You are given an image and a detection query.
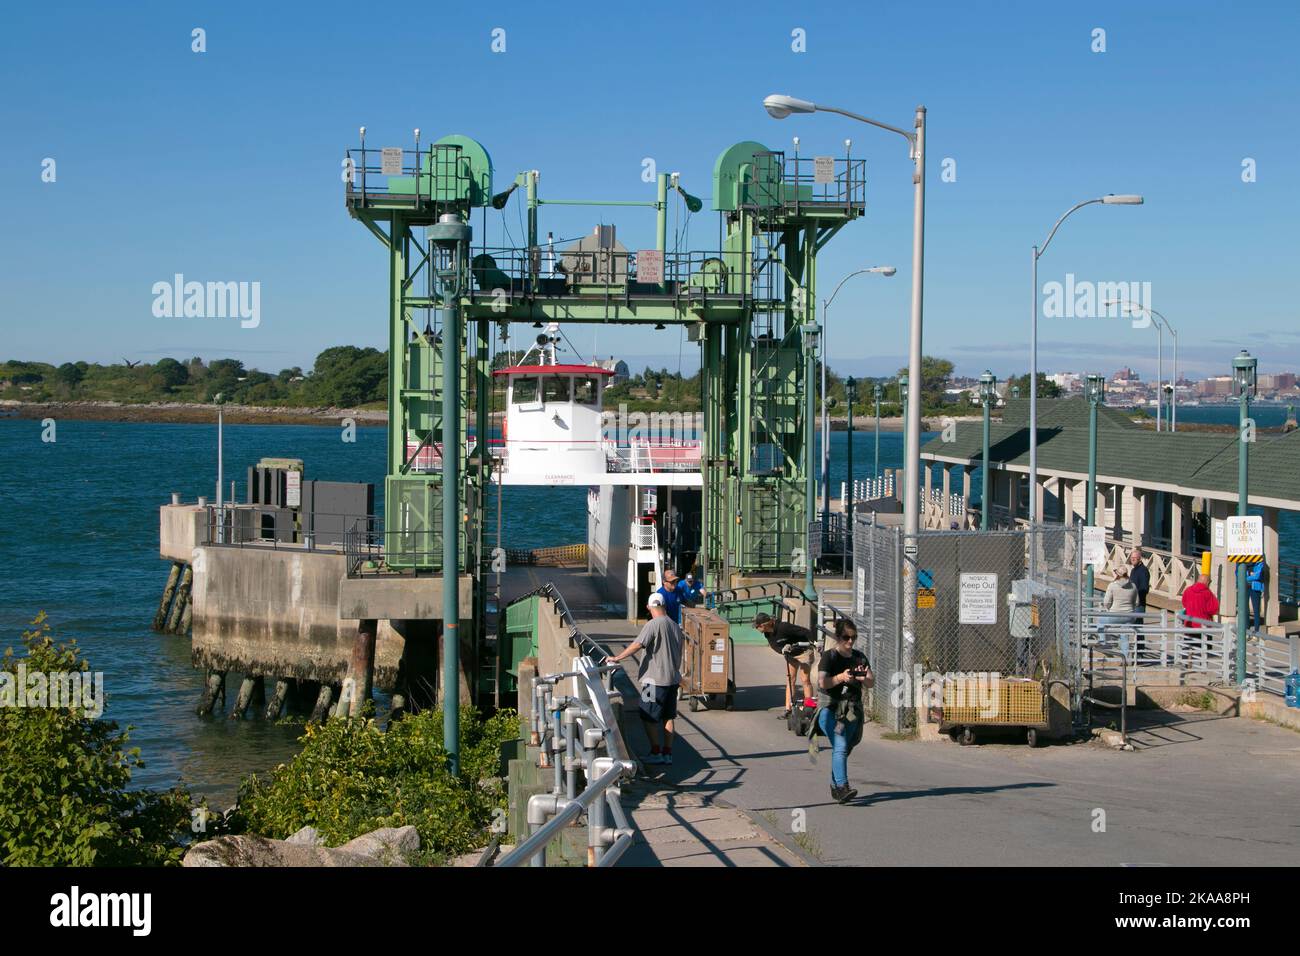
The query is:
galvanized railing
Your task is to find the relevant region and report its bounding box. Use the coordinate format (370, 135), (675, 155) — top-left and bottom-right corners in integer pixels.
(494, 585), (637, 867)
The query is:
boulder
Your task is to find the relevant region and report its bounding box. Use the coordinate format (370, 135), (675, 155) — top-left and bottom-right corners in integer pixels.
(183, 835), (394, 867)
(339, 826), (420, 863)
(285, 825), (324, 846)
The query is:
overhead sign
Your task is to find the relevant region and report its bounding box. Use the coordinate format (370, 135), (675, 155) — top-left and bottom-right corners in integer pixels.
(381, 147), (403, 175)
(1082, 525), (1106, 567)
(813, 156), (835, 184)
(959, 573), (998, 625)
(637, 249), (663, 283)
(1225, 515), (1263, 563)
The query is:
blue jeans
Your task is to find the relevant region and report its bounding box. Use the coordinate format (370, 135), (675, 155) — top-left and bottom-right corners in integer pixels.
(1248, 590), (1262, 632)
(817, 707), (863, 788)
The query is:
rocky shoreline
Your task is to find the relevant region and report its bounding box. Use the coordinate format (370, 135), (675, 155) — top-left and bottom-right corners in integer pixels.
(0, 399), (389, 427)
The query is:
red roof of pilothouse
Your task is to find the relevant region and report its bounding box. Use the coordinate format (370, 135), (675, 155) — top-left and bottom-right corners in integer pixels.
(493, 364), (616, 377)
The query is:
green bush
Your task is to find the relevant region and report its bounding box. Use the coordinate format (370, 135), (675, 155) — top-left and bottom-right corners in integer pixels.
(236, 707), (518, 862)
(0, 615), (193, 866)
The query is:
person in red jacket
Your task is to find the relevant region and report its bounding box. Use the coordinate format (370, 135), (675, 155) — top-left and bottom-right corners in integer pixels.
(1181, 573), (1220, 626)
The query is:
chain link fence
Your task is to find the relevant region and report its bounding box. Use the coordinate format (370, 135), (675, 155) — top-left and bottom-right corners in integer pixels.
(850, 517), (1084, 732)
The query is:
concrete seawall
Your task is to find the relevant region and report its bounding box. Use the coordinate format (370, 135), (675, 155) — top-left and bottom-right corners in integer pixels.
(190, 545), (405, 690)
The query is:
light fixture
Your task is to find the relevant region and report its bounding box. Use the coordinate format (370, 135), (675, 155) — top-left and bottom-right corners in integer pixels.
(1101, 194), (1144, 205)
(1232, 349), (1258, 396)
(979, 370), (997, 405)
(1086, 373), (1106, 404)
(763, 94), (817, 119)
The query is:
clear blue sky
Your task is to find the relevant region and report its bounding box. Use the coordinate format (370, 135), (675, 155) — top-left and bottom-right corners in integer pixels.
(3, 0), (1297, 382)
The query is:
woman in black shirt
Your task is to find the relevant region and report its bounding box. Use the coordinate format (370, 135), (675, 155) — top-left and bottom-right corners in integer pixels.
(817, 618), (873, 804)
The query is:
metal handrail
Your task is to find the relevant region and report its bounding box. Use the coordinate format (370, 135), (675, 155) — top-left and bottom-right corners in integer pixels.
(495, 651), (636, 867)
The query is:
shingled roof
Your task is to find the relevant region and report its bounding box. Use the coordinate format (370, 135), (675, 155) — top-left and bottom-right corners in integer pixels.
(922, 397), (1300, 509)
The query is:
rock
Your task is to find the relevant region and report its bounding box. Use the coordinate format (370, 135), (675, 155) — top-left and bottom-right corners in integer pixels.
(183, 835), (396, 868)
(339, 826), (420, 863)
(285, 825), (324, 846)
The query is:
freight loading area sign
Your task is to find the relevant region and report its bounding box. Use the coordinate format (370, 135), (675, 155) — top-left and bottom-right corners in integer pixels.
(959, 573), (998, 625)
(1225, 515), (1263, 563)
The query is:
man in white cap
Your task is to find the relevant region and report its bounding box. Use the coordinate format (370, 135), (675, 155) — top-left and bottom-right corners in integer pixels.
(606, 592), (684, 765)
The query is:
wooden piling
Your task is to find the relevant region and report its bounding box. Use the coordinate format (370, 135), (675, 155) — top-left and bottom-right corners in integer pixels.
(308, 684), (334, 723)
(165, 565), (193, 634)
(264, 678), (290, 721)
(196, 670), (226, 716)
(341, 619), (377, 718)
(230, 675), (264, 720)
(153, 562), (182, 631)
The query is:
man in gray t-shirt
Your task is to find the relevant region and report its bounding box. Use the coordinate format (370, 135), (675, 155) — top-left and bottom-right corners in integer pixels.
(606, 592), (684, 765)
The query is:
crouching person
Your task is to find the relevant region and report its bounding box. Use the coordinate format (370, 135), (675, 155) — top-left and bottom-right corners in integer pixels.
(816, 619), (873, 804)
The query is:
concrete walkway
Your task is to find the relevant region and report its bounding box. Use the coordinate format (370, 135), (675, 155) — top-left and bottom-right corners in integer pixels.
(617, 642), (1300, 867)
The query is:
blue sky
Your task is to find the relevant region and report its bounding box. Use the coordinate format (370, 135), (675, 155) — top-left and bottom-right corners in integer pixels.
(2, 0), (1297, 381)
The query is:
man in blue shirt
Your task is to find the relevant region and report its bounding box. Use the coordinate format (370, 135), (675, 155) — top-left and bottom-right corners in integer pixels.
(656, 569), (703, 624)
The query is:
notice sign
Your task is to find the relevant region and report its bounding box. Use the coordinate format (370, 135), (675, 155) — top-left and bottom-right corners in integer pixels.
(1082, 525), (1106, 567)
(637, 249), (663, 283)
(917, 588), (936, 609)
(959, 573), (998, 625)
(285, 470), (301, 508)
(381, 147), (403, 175)
(1225, 515), (1263, 559)
(813, 156), (835, 184)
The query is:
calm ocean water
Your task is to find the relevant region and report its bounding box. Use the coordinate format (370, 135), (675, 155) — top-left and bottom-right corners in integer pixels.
(0, 410), (1287, 803)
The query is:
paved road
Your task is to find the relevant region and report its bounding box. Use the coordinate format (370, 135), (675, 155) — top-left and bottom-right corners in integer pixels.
(624, 644), (1300, 866)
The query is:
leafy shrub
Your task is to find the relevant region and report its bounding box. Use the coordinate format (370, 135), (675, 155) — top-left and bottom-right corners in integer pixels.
(0, 615), (193, 866)
(236, 707), (518, 861)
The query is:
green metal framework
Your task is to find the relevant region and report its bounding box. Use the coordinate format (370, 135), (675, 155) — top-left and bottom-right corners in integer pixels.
(345, 133), (865, 593)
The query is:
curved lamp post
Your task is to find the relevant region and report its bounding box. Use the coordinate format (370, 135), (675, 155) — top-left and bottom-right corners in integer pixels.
(1030, 195), (1143, 522)
(765, 93), (926, 665)
(1105, 299), (1177, 432)
(821, 266), (895, 524)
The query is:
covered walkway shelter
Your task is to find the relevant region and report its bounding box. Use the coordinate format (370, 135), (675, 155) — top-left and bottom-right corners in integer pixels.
(918, 398), (1300, 635)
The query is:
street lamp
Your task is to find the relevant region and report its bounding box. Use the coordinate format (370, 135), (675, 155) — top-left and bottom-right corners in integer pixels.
(1085, 373), (1106, 600)
(846, 376), (858, 547)
(979, 371), (997, 530)
(872, 382), (883, 491)
(765, 93), (926, 669)
(1232, 349), (1258, 683)
(1012, 384), (1021, 400)
(1105, 299), (1176, 432)
(1030, 195), (1144, 525)
(214, 391), (226, 544)
(821, 266), (895, 524)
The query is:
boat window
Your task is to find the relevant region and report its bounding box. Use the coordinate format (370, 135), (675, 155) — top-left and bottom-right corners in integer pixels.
(543, 376), (571, 403)
(573, 376), (599, 405)
(513, 377), (539, 405)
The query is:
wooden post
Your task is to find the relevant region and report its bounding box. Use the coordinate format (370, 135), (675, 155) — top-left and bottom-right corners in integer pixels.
(264, 678), (291, 721)
(230, 675), (263, 720)
(165, 565), (193, 634)
(153, 562), (182, 631)
(196, 670), (226, 716)
(340, 619), (377, 718)
(309, 684), (334, 723)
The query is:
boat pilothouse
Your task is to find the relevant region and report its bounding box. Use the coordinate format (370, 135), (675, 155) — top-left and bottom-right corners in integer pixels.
(491, 324), (703, 617)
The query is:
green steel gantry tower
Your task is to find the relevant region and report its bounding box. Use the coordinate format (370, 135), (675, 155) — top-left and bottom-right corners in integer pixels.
(344, 129), (865, 682)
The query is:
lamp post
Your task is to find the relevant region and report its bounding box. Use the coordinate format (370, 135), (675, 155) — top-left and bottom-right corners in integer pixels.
(215, 391), (225, 544)
(802, 322), (821, 597)
(979, 371), (997, 530)
(1030, 195), (1144, 521)
(1012, 384), (1021, 400)
(846, 376), (858, 550)
(820, 267), (896, 526)
(872, 382), (883, 490)
(764, 93), (926, 664)
(1232, 349), (1257, 684)
(1105, 300), (1176, 432)
(1085, 373), (1106, 600)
